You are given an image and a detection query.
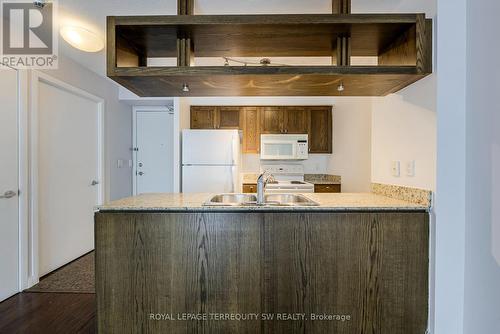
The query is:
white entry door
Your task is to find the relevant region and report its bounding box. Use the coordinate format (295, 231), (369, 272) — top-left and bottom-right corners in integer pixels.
(0, 66), (19, 301)
(134, 108), (174, 194)
(37, 75), (103, 276)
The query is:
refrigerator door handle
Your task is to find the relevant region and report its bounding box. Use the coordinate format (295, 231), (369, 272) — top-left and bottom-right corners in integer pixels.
(231, 135), (236, 165)
(230, 166), (235, 193)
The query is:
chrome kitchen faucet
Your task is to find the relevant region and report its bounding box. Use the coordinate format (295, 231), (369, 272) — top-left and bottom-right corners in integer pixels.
(256, 171), (275, 205)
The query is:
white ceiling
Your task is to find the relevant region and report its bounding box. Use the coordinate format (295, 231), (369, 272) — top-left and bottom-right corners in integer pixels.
(57, 0), (436, 78)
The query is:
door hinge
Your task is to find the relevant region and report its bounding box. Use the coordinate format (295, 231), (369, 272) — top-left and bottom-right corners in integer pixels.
(132, 147), (139, 152)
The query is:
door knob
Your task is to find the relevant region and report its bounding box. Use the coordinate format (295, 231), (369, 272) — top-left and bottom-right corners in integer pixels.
(138, 163), (143, 167)
(91, 180), (99, 186)
(138, 172), (144, 176)
(0, 190), (17, 199)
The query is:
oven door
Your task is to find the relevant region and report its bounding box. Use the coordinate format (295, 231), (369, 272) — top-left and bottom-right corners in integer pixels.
(260, 140), (298, 160)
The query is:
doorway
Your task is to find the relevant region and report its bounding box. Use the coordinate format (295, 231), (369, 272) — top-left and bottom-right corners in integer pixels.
(0, 65), (20, 301)
(32, 72), (104, 277)
(133, 106), (175, 195)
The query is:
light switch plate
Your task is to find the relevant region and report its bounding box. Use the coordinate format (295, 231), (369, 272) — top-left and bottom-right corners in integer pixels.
(117, 159), (124, 168)
(406, 160), (416, 177)
(391, 161), (400, 177)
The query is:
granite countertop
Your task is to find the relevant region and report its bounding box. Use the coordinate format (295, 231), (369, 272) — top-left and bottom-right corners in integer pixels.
(96, 192), (428, 212)
(304, 174), (341, 185)
(241, 173), (260, 183)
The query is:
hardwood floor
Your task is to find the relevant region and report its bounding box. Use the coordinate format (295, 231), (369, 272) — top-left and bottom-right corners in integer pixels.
(0, 292), (96, 334)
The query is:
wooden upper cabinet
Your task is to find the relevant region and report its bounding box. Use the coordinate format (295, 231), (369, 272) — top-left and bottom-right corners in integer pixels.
(308, 106), (333, 154)
(217, 106), (240, 129)
(261, 106), (309, 134)
(190, 106), (241, 130)
(241, 107), (261, 153)
(284, 107), (309, 134)
(190, 105), (333, 154)
(260, 107), (283, 134)
(190, 106), (216, 129)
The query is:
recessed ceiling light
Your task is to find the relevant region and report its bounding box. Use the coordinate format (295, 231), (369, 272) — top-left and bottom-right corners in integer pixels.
(60, 26), (104, 53)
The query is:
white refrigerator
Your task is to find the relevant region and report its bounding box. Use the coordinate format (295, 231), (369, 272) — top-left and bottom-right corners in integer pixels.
(182, 130), (241, 193)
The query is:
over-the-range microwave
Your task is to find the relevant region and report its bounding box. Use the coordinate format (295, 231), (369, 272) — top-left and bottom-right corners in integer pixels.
(260, 134), (309, 160)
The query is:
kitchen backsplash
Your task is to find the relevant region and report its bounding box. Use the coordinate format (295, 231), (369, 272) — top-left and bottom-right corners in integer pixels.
(241, 154), (332, 174)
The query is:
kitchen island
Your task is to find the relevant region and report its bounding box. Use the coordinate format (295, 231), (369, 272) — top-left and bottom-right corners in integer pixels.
(95, 193), (429, 334)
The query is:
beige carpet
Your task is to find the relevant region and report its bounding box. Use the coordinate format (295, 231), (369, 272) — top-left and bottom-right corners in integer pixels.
(26, 252), (95, 294)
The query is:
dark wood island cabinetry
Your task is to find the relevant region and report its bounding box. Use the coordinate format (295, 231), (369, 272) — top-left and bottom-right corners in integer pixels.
(95, 194), (429, 334)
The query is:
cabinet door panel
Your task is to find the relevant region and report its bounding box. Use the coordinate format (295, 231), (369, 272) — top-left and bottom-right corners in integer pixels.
(242, 184), (257, 193)
(314, 184), (341, 193)
(284, 107), (309, 134)
(242, 107), (261, 153)
(191, 106), (216, 129)
(260, 107), (283, 134)
(218, 106), (240, 129)
(308, 106), (332, 153)
(262, 212), (429, 334)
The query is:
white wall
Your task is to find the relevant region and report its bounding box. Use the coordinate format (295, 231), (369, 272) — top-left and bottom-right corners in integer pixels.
(180, 97), (372, 192)
(463, 0), (500, 333)
(371, 87), (437, 190)
(41, 55), (132, 200)
(435, 0), (467, 333)
(194, 0), (436, 15)
(370, 2), (437, 191)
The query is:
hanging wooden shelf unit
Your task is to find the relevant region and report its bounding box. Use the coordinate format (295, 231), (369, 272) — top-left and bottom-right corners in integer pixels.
(107, 0), (432, 96)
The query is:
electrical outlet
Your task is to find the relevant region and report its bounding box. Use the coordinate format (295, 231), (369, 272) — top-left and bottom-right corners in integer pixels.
(391, 161), (401, 177)
(406, 160), (416, 177)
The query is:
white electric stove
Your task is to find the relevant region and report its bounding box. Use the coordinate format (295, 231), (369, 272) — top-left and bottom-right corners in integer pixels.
(260, 164), (314, 194)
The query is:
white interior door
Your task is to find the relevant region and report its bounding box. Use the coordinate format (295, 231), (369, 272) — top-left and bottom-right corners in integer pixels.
(0, 66), (19, 301)
(38, 78), (101, 276)
(134, 110), (174, 194)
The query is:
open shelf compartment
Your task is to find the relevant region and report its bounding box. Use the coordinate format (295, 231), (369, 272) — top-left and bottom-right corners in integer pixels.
(107, 14), (432, 96)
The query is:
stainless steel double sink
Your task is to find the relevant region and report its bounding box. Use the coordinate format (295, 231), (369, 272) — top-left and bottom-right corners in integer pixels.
(203, 193), (320, 207)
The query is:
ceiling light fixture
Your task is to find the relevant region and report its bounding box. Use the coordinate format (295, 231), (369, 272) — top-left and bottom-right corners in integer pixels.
(182, 83), (190, 92)
(337, 82), (345, 92)
(221, 57), (288, 67)
(260, 58), (271, 66)
(60, 26), (104, 52)
(33, 0), (47, 8)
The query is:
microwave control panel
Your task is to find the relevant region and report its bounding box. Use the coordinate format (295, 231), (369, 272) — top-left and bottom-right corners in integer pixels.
(297, 140), (308, 158)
